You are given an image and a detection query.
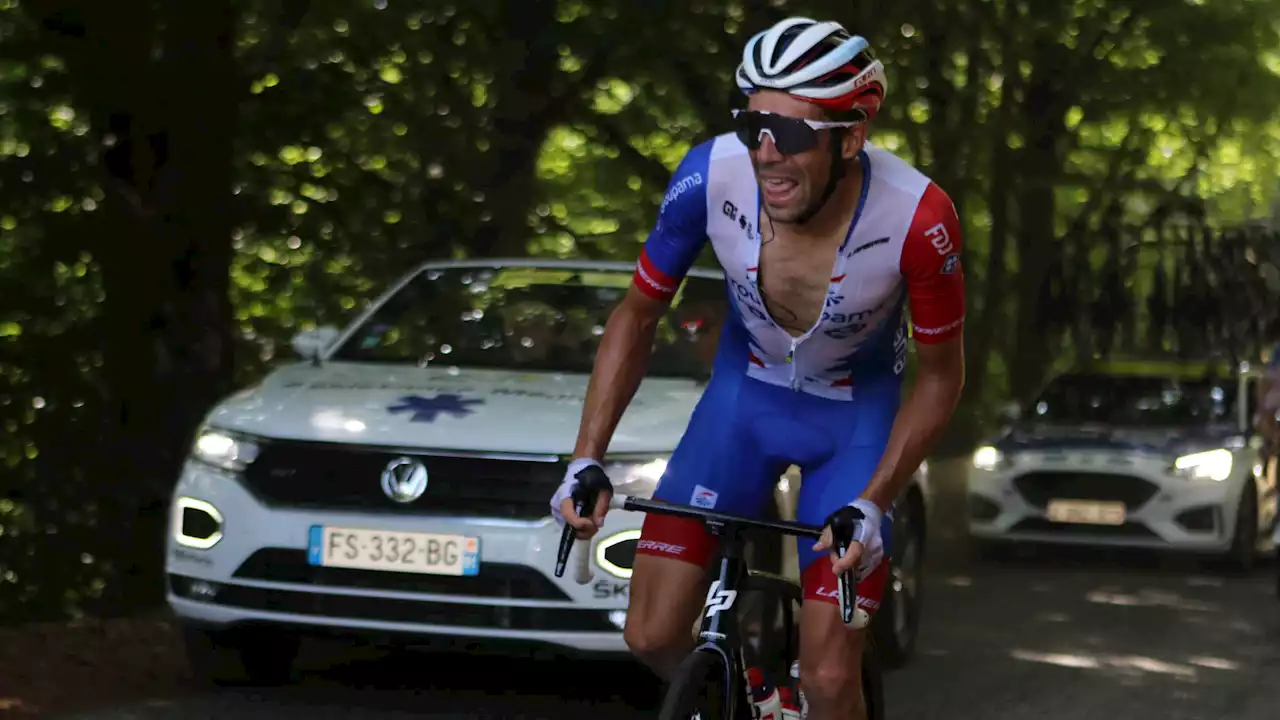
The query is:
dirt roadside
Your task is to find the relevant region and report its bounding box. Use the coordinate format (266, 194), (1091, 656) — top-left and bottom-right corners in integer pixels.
(0, 614), (193, 718)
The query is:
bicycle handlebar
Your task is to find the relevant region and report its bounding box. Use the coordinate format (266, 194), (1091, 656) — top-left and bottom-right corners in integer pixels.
(553, 466), (868, 627)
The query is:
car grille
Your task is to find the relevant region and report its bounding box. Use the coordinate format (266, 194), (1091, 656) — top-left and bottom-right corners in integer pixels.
(1010, 518), (1160, 538)
(239, 439), (564, 518)
(169, 574), (617, 633)
(233, 549), (569, 600)
(1012, 471), (1159, 511)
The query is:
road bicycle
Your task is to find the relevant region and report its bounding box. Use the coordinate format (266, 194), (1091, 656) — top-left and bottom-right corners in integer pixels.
(555, 470), (884, 719)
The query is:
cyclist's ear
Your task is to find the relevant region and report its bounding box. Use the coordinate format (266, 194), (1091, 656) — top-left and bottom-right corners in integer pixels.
(841, 124), (866, 160)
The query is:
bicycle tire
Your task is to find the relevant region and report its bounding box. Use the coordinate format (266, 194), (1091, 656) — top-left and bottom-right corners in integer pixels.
(658, 649), (736, 720)
(862, 635), (886, 720)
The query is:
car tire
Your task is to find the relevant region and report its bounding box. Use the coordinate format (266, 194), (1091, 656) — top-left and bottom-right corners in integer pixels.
(182, 625), (300, 687)
(1226, 480), (1259, 573)
(872, 491), (924, 669)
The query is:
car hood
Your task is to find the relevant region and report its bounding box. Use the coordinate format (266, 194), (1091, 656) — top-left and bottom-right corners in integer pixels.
(204, 362), (704, 455)
(994, 423), (1241, 456)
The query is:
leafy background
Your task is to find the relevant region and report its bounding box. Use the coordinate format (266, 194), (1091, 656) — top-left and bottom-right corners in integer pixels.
(1, 0), (1279, 624)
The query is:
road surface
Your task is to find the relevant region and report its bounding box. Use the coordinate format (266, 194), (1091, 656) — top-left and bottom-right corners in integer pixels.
(59, 543), (1280, 717)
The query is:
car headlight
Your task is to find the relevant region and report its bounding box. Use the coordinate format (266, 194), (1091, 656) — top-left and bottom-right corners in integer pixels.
(603, 456), (669, 498)
(1173, 449), (1233, 482)
(972, 445), (1004, 472)
(192, 428), (260, 472)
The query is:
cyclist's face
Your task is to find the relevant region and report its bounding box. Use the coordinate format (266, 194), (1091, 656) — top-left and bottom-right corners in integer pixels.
(745, 90), (863, 224)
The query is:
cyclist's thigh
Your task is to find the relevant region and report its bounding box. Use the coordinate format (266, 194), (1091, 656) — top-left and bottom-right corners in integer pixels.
(629, 377), (778, 631)
(794, 383), (899, 619)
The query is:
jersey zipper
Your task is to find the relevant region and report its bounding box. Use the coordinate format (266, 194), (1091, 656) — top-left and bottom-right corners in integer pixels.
(788, 337), (800, 391)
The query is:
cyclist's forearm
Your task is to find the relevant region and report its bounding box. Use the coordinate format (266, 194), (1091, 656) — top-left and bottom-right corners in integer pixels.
(573, 303), (661, 460)
(860, 348), (964, 511)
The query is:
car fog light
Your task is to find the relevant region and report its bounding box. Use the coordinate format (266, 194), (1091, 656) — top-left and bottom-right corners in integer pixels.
(596, 529), (641, 579)
(174, 497), (224, 549)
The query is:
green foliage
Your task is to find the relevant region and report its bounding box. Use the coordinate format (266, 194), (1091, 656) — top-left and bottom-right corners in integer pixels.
(0, 0), (1279, 623)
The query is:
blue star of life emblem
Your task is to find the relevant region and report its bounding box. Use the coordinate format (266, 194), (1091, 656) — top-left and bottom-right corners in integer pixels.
(387, 393), (484, 423)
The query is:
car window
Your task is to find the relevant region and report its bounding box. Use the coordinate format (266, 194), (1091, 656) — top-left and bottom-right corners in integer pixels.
(329, 266), (729, 380)
(1029, 371), (1238, 427)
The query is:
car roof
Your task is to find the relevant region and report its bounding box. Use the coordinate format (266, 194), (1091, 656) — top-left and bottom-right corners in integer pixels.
(409, 257), (725, 281)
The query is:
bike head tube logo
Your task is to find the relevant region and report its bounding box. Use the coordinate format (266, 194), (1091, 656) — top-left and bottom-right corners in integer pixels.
(381, 457), (428, 503)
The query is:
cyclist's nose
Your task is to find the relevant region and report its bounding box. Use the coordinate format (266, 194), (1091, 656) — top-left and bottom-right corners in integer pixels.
(754, 133), (783, 163)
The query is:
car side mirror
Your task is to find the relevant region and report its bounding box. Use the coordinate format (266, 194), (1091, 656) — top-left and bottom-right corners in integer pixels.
(291, 325), (340, 362)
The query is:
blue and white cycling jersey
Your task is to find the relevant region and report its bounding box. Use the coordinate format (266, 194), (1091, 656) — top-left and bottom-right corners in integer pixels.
(631, 133), (965, 401)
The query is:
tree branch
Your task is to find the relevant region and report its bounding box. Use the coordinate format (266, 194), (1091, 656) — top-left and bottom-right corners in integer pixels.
(581, 112), (673, 190)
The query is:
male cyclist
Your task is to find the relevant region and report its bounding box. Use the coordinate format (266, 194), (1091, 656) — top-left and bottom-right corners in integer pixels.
(551, 17), (965, 719)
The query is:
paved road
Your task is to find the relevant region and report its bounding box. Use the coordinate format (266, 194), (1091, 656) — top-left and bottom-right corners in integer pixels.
(60, 460), (1280, 720)
(61, 547), (1280, 719)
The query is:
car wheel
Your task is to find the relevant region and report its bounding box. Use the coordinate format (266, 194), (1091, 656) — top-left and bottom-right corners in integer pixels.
(872, 492), (923, 669)
(182, 625), (300, 687)
(1227, 480), (1259, 573)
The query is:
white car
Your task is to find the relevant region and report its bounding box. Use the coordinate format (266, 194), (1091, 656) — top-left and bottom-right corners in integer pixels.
(165, 259), (931, 685)
(967, 359), (1279, 568)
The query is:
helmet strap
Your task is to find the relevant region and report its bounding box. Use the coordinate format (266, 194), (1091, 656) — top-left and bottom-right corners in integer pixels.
(792, 128), (849, 225)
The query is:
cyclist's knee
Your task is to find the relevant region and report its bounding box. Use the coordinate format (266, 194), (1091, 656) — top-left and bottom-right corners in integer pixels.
(799, 601), (867, 714)
(799, 657), (862, 706)
(622, 615), (686, 659)
(624, 553), (708, 673)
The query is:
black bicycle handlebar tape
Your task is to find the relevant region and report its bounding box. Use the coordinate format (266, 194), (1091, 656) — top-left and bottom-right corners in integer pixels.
(553, 464), (615, 578)
(825, 505), (866, 625)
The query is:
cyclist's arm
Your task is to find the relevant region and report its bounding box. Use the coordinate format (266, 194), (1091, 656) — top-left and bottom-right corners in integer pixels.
(572, 144), (713, 460)
(860, 183), (966, 511)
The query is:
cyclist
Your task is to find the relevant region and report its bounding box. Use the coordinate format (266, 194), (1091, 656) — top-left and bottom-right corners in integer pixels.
(551, 16), (965, 720)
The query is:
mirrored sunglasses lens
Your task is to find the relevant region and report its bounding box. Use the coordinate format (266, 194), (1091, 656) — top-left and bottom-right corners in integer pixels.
(768, 117), (819, 154)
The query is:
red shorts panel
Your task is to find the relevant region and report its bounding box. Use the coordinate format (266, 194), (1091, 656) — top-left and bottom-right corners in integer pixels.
(636, 512), (890, 619)
(802, 555), (889, 617)
(634, 513), (716, 567)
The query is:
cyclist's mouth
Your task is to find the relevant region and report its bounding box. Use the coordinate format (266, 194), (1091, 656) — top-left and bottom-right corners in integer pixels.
(761, 177), (799, 205)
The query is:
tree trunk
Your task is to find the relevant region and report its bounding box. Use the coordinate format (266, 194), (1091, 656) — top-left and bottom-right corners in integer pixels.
(59, 0), (240, 614)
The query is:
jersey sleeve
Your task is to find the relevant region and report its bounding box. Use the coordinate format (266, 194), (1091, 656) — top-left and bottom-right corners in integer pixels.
(632, 141), (713, 302)
(899, 182), (966, 344)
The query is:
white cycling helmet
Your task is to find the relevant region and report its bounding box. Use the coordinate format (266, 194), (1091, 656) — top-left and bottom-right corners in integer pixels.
(736, 17), (887, 120)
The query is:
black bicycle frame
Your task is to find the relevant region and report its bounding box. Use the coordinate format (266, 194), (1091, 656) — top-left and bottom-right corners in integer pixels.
(690, 518), (752, 720)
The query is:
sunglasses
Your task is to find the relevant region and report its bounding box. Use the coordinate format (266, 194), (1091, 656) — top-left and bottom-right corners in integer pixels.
(731, 109), (862, 155)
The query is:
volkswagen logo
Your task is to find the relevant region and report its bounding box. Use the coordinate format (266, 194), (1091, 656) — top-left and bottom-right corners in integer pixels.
(380, 457), (428, 503)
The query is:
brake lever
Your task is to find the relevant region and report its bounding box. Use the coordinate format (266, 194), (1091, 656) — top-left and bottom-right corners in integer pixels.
(825, 505), (866, 627)
(553, 465), (614, 584)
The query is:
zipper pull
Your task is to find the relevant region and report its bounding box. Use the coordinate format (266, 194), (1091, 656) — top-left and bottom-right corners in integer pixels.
(789, 338), (800, 391)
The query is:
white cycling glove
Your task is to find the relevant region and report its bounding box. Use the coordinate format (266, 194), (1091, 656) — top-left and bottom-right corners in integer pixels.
(845, 498), (885, 581)
(550, 457), (603, 526)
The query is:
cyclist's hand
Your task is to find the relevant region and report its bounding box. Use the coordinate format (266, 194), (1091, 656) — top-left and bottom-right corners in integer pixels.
(813, 498), (884, 580)
(550, 458), (613, 539)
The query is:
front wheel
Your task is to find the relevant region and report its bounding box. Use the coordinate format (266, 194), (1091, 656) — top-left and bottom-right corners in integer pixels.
(873, 493), (923, 668)
(862, 638), (886, 720)
(659, 649), (738, 720)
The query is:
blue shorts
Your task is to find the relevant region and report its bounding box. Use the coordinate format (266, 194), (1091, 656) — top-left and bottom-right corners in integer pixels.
(636, 372), (898, 612)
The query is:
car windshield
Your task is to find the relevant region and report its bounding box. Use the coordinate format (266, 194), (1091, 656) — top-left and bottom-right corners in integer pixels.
(329, 265), (729, 380)
(1028, 371), (1238, 427)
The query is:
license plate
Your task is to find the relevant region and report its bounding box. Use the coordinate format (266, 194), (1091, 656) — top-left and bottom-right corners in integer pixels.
(307, 526), (480, 576)
(1045, 499), (1126, 526)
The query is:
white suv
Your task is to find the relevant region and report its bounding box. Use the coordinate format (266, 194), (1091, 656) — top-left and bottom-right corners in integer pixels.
(165, 259), (930, 684)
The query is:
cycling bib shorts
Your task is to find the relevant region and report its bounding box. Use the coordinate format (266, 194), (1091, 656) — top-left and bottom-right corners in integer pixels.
(629, 132), (966, 615)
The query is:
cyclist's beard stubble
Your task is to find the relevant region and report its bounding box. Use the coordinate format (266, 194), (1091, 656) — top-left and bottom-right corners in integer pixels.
(755, 159), (811, 225)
